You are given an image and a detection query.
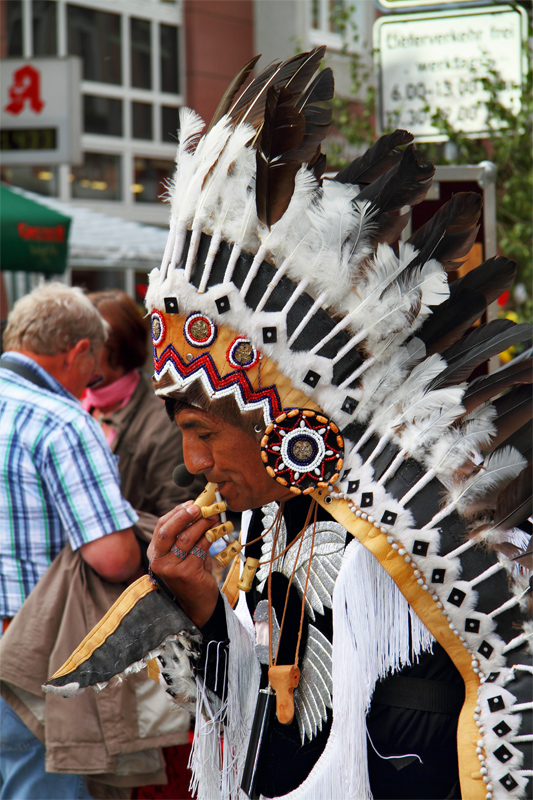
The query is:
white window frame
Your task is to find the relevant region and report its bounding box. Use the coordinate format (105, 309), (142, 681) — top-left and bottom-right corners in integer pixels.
(308, 0), (369, 54)
(18, 0), (183, 212)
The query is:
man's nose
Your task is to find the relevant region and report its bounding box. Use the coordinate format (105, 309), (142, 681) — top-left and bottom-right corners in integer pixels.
(184, 442), (213, 475)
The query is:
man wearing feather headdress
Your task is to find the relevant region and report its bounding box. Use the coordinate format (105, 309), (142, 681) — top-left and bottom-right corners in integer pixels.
(44, 49), (532, 800)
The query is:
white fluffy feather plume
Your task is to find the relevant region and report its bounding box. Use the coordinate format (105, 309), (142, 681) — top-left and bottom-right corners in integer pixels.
(426, 405), (497, 481)
(170, 108), (206, 220)
(449, 446), (527, 515)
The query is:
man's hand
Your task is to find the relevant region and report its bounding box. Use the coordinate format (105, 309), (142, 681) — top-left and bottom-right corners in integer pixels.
(147, 501), (220, 628)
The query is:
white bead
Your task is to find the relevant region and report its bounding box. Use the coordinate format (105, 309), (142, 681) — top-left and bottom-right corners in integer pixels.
(367, 516), (374, 523)
(473, 668), (480, 674)
(392, 543), (399, 550)
(483, 775), (489, 783)
(398, 548), (405, 555)
(361, 512), (368, 520)
(459, 636), (465, 642)
(486, 794), (492, 799)
(476, 747), (482, 755)
(486, 784), (493, 793)
(356, 510), (361, 517)
(387, 536), (394, 544)
(475, 706), (481, 713)
(472, 659), (479, 668)
(477, 740), (484, 747)
(474, 714), (479, 721)
(413, 570), (421, 578)
(453, 628), (459, 635)
(422, 584), (429, 591)
(404, 555), (411, 563)
(437, 602), (443, 609)
(418, 578), (425, 586)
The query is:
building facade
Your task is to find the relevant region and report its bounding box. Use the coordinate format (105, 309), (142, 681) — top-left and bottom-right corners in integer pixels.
(0, 0), (375, 302)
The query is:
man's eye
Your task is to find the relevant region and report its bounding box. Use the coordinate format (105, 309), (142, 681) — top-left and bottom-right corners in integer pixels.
(198, 432), (211, 441)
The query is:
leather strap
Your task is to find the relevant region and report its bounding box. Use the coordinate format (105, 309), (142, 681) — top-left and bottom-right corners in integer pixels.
(0, 359), (53, 392)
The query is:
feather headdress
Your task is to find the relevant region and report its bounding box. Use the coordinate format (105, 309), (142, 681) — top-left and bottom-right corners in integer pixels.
(49, 49), (533, 800)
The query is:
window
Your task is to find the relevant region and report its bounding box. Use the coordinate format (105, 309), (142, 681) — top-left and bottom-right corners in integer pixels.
(71, 153), (122, 200)
(161, 106), (180, 143)
(32, 1), (57, 56)
(311, 0), (346, 34)
(131, 18), (152, 90)
(67, 5), (122, 84)
(309, 0), (367, 51)
(5, 0), (23, 56)
(133, 157), (173, 203)
(0, 165), (59, 196)
(160, 24), (179, 94)
(84, 96), (123, 137)
(132, 102), (153, 140)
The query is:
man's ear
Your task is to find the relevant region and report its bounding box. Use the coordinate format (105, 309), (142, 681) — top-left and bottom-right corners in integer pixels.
(64, 339), (90, 371)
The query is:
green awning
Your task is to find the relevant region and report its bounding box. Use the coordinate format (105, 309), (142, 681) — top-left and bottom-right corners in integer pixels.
(0, 183), (71, 274)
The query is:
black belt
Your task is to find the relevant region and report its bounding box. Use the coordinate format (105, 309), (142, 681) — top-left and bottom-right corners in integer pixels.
(372, 676), (465, 715)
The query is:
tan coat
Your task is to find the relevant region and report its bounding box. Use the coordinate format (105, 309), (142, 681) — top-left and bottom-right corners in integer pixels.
(0, 545), (191, 786)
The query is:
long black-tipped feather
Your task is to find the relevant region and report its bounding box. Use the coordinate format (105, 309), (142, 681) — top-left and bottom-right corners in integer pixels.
(462, 356), (533, 413)
(228, 59), (281, 129)
(229, 48), (327, 131)
(334, 129), (413, 186)
(207, 54), (261, 132)
(492, 420), (532, 463)
(347, 145), (434, 249)
(449, 256), (517, 305)
(493, 463), (533, 533)
(277, 47), (326, 100)
(296, 67), (334, 111)
(407, 192), (481, 272)
(485, 385), (533, 453)
(284, 74), (333, 183)
(429, 321), (533, 389)
(355, 145), (435, 212)
(418, 257), (517, 355)
(256, 87), (306, 228)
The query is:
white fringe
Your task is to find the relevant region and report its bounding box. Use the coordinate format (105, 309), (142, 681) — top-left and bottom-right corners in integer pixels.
(270, 539), (434, 800)
(189, 594), (260, 800)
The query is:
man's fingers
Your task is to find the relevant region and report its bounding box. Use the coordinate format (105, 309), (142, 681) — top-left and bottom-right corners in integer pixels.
(148, 504), (218, 560)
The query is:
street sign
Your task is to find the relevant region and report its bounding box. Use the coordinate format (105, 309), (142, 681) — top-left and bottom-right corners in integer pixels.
(1, 57), (82, 165)
(373, 5), (527, 141)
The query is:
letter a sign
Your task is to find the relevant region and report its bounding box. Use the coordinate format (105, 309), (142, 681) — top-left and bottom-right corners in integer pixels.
(4, 64), (45, 115)
(1, 57), (82, 164)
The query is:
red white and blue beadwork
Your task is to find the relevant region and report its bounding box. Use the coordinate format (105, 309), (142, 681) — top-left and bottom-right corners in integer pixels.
(151, 311), (166, 347)
(183, 313), (217, 348)
(227, 337), (260, 370)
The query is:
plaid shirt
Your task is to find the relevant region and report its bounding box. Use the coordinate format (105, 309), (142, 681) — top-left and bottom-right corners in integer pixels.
(0, 352), (138, 618)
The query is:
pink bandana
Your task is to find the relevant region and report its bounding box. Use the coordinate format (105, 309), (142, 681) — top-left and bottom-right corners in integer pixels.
(82, 369), (141, 414)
